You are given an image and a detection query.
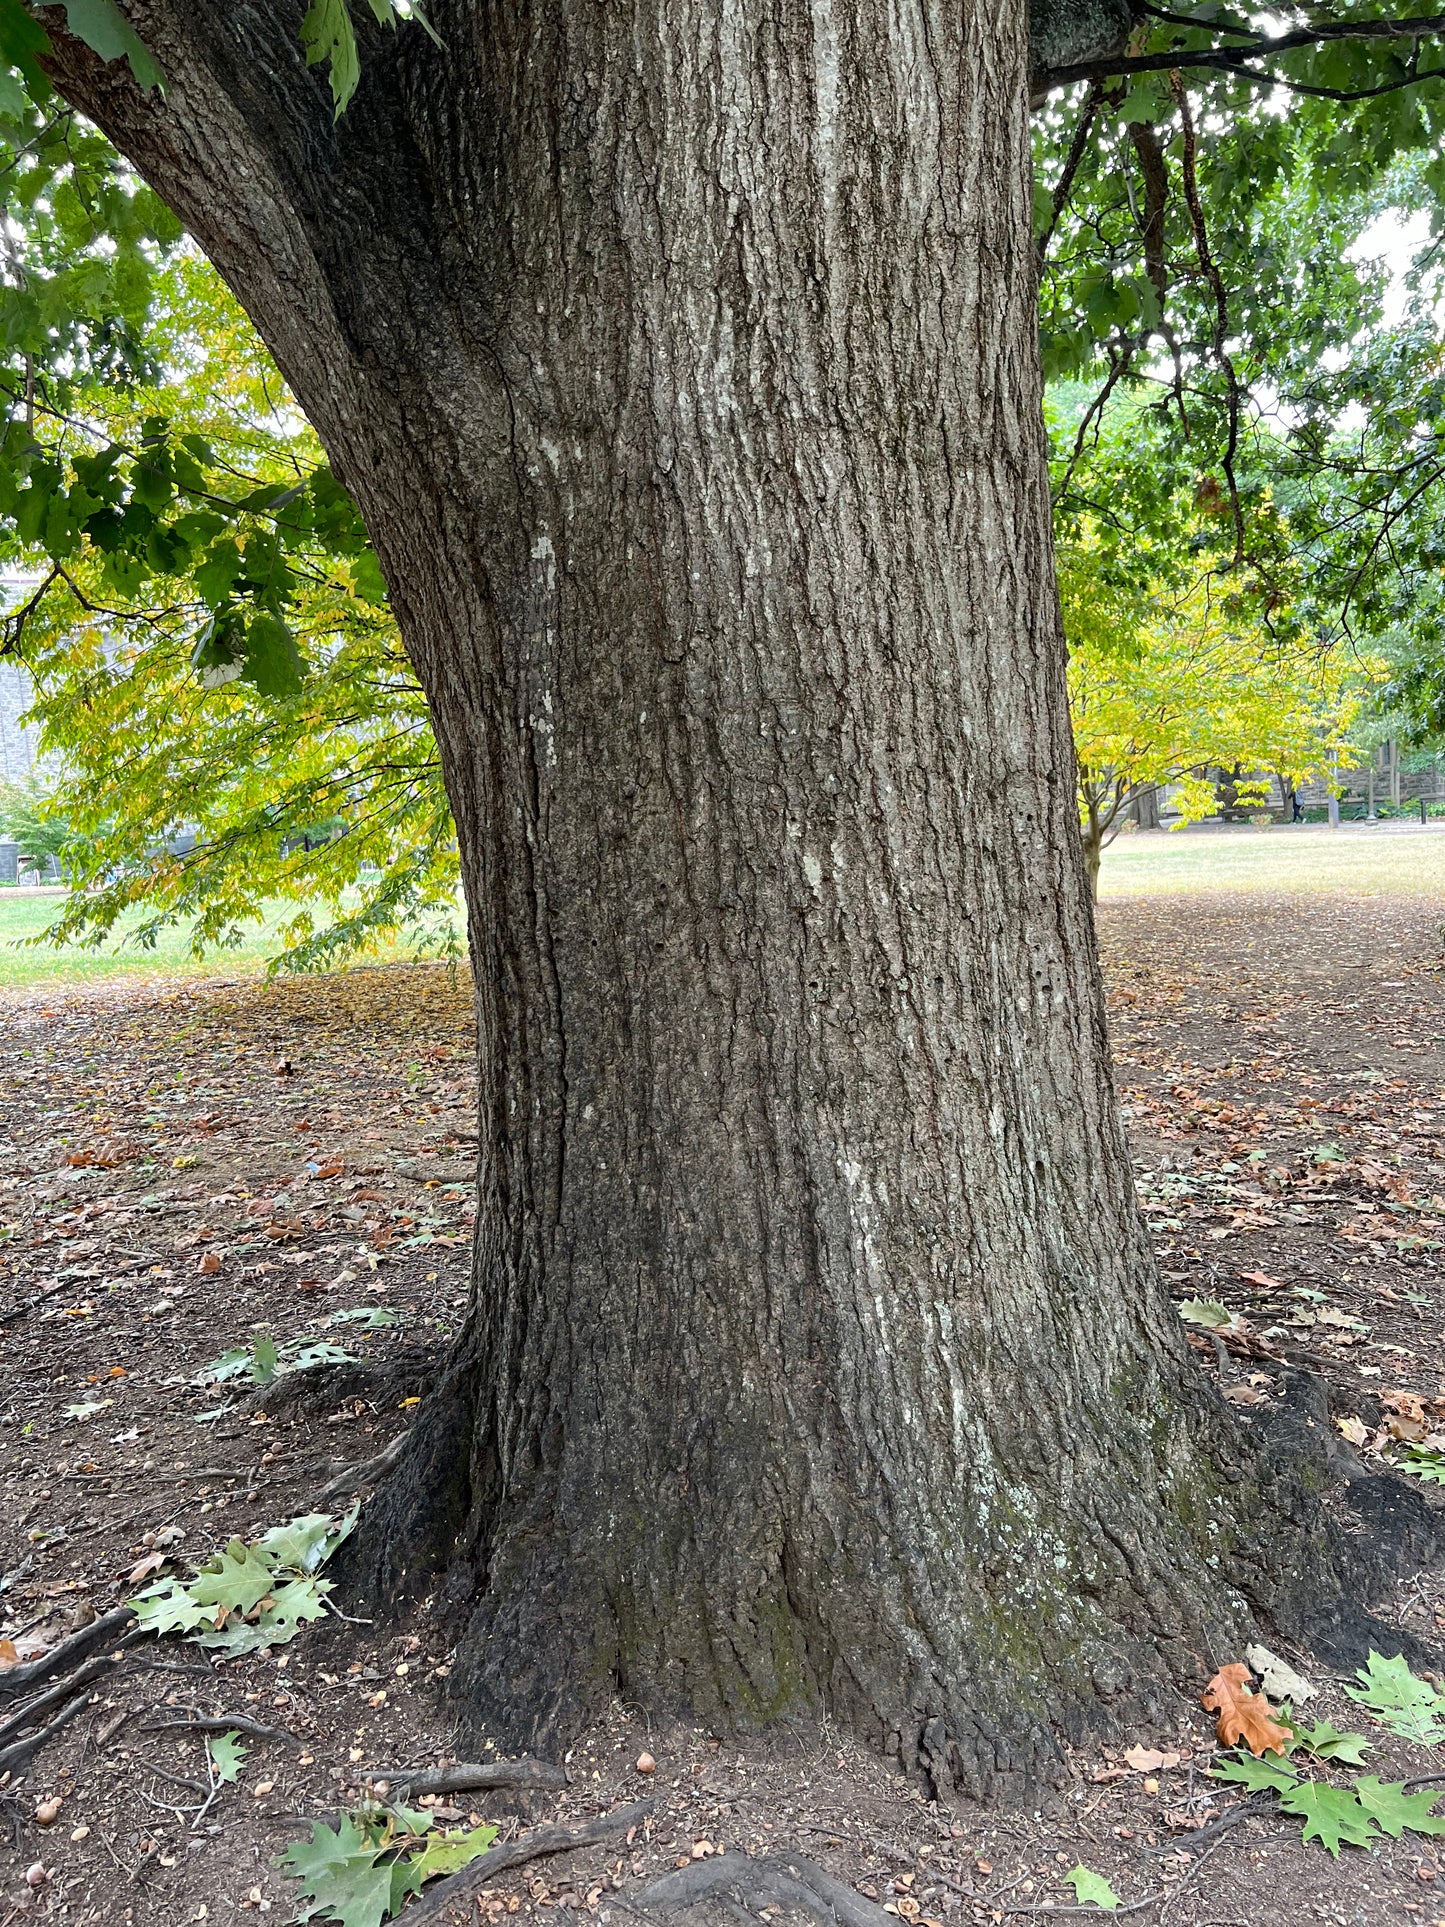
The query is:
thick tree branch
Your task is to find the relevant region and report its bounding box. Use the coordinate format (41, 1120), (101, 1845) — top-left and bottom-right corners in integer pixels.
(1036, 9), (1445, 91)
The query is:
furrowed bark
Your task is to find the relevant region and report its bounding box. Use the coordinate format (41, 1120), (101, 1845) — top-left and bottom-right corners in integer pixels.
(41, 0), (1432, 1801)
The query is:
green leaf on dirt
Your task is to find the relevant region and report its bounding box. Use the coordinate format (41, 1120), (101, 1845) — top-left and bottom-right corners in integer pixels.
(1177, 1299), (1233, 1329)
(1209, 1749), (1299, 1793)
(276, 1807), (495, 1927)
(286, 1338), (357, 1371)
(208, 1729), (247, 1784)
(199, 1331), (357, 1387)
(1396, 1446), (1445, 1485)
(251, 1329), (281, 1382)
(277, 1813), (394, 1927)
(1352, 1777), (1445, 1839)
(1283, 1716), (1372, 1764)
(1344, 1651), (1445, 1745)
(62, 1398), (113, 1420)
(188, 1539), (278, 1615)
(255, 1504), (359, 1573)
(1278, 1780), (1379, 1856)
(409, 1822), (498, 1881)
(199, 1345), (256, 1384)
(130, 1575), (217, 1637)
(1063, 1865), (1119, 1910)
(128, 1507), (354, 1653)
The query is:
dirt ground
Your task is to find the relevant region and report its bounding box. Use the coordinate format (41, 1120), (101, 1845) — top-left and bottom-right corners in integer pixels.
(1, 892), (1443, 1927)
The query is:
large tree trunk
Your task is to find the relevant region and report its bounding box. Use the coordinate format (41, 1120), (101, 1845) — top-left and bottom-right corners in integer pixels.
(46, 0), (1430, 1798)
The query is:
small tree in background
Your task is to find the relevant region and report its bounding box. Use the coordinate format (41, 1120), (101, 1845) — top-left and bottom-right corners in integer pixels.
(1063, 541), (1369, 895)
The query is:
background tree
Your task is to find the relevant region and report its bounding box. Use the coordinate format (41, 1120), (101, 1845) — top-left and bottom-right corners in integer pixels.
(6, 250), (458, 965)
(1062, 539), (1370, 890)
(0, 0), (1436, 1792)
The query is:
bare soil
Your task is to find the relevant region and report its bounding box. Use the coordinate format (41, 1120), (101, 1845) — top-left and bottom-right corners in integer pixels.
(1, 893), (1442, 1927)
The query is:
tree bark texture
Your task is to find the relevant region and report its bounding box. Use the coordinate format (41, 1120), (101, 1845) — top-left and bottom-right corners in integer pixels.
(43, 0), (1431, 1798)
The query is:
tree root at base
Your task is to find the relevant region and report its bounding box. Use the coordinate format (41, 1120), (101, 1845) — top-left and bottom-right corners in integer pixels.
(404, 1797), (657, 1924)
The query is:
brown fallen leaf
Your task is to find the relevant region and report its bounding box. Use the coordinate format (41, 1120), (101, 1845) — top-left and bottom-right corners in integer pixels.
(1388, 1414), (1428, 1441)
(199, 1251), (222, 1274)
(1239, 1271), (1287, 1291)
(1124, 1745), (1165, 1772)
(128, 1551), (167, 1584)
(1201, 1663), (1290, 1756)
(1335, 1414), (1368, 1446)
(1384, 1389), (1427, 1423)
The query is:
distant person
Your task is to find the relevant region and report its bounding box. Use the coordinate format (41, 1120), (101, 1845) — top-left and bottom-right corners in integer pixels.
(1290, 794), (1304, 822)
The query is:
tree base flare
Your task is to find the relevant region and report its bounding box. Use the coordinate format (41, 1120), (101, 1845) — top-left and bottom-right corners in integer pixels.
(342, 1355), (1438, 1804)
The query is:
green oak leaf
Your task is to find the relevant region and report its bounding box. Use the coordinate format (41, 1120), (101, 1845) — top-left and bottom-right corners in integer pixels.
(1284, 1717), (1372, 1765)
(259, 1575), (332, 1640)
(1064, 1865), (1119, 1910)
(1278, 1780), (1379, 1856)
(1353, 1777), (1445, 1840)
(1397, 1447), (1445, 1485)
(187, 1540), (279, 1615)
(128, 1576), (216, 1636)
(276, 1816), (393, 1927)
(250, 1330), (281, 1383)
(410, 1822), (499, 1881)
(207, 1729), (248, 1785)
(1209, 1749), (1299, 1793)
(1344, 1651), (1445, 1746)
(257, 1503), (360, 1574)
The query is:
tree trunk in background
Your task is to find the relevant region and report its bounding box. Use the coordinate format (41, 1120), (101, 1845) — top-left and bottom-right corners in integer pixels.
(46, 0), (1430, 1798)
(1131, 785), (1161, 831)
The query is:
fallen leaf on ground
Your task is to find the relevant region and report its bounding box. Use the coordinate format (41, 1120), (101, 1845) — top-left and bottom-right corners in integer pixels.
(1202, 1662), (1291, 1755)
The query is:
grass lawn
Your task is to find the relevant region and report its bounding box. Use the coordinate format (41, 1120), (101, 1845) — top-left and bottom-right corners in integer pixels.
(1098, 822), (1445, 898)
(4, 827), (1439, 985)
(0, 888), (441, 986)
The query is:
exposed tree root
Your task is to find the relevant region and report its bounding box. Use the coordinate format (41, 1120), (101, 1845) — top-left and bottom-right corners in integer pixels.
(0, 1608), (134, 1702)
(375, 1759), (569, 1797)
(404, 1797), (655, 1925)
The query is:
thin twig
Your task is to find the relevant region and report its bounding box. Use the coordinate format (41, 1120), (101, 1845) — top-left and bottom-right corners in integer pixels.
(1037, 12), (1445, 92)
(139, 1711), (298, 1745)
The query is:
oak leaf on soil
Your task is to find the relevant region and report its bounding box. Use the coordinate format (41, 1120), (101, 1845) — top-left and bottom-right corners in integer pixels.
(1201, 1663), (1291, 1755)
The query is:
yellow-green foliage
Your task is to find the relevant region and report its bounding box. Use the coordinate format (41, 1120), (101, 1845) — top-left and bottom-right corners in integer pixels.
(1061, 532), (1374, 885)
(16, 254), (457, 970)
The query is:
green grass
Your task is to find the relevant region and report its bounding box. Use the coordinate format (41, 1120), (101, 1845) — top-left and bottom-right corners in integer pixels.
(1099, 823), (1445, 898)
(0, 889), (430, 986)
(4, 826), (1439, 985)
